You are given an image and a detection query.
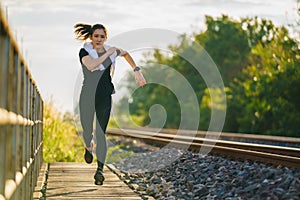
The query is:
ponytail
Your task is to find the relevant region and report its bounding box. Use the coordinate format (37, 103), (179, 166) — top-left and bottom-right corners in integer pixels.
(74, 23), (92, 40)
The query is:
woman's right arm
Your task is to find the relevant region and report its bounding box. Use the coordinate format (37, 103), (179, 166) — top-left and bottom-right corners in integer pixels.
(81, 47), (118, 71)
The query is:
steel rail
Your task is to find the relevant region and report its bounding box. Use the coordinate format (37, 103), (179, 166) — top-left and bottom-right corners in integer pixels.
(130, 127), (300, 146)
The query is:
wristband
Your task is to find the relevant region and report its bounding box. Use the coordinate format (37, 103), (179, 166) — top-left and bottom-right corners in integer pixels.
(133, 66), (141, 72)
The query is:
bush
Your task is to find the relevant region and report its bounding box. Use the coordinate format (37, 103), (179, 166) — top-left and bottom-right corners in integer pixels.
(43, 100), (84, 162)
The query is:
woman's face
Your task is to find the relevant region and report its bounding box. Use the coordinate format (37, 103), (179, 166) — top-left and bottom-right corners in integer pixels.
(91, 29), (107, 49)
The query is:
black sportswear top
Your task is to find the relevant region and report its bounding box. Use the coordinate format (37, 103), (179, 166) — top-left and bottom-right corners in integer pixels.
(79, 48), (120, 96)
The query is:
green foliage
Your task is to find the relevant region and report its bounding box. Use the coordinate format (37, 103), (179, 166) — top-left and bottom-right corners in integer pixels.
(117, 14), (300, 137)
(195, 15), (250, 85)
(200, 87), (228, 130)
(43, 100), (84, 162)
(230, 19), (300, 136)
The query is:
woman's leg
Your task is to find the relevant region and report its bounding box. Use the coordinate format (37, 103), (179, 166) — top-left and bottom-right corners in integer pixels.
(95, 119), (107, 164)
(94, 95), (111, 185)
(79, 88), (96, 164)
(79, 89), (95, 148)
(94, 95), (111, 163)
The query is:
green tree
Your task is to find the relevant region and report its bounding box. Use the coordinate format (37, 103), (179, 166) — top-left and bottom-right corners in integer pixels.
(230, 18), (300, 136)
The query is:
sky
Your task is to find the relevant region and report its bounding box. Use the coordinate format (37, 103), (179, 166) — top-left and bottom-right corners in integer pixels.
(1, 0), (298, 113)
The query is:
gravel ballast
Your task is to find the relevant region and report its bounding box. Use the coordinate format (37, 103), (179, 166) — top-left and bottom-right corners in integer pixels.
(113, 147), (300, 200)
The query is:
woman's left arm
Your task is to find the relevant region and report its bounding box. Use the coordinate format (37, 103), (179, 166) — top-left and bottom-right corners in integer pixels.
(118, 49), (146, 87)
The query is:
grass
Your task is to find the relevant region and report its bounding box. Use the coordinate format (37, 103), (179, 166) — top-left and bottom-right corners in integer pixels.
(106, 143), (135, 163)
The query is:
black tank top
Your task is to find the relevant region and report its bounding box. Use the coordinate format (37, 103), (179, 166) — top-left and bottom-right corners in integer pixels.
(79, 48), (117, 97)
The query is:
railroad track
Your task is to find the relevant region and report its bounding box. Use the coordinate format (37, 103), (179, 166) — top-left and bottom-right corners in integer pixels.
(129, 127), (300, 147)
(107, 128), (300, 168)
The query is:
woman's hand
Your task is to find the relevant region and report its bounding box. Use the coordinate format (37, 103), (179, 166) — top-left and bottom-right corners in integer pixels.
(106, 47), (118, 56)
(135, 71), (146, 87)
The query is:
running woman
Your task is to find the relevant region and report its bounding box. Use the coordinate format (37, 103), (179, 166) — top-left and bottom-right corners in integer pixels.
(74, 23), (146, 185)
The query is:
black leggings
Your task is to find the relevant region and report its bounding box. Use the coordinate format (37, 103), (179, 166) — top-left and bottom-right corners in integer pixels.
(79, 87), (111, 164)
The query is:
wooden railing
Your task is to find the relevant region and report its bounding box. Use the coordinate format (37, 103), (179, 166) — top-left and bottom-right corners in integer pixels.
(0, 5), (43, 200)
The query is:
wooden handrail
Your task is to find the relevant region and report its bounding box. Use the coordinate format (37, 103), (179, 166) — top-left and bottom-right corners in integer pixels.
(0, 5), (44, 200)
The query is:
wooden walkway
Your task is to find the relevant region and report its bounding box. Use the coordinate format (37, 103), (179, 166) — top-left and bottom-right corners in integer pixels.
(39, 162), (142, 200)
